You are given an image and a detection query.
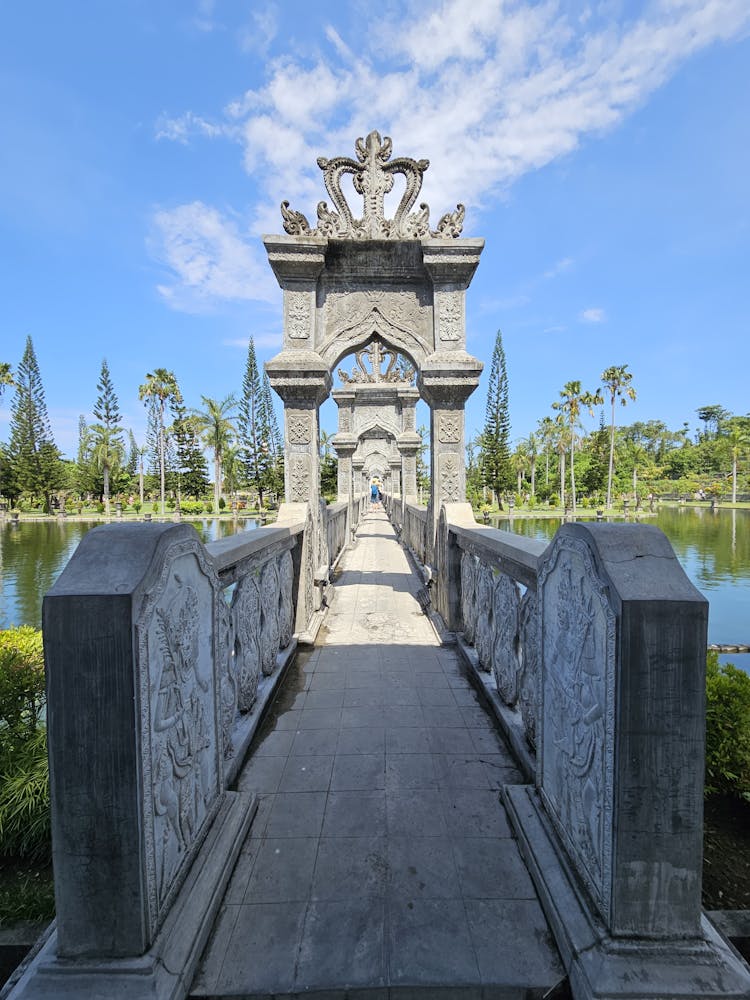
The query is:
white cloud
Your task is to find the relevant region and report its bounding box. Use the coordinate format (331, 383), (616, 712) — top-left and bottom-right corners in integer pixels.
(581, 307), (606, 322)
(544, 257), (574, 279)
(152, 202), (277, 311)
(152, 0), (750, 304)
(238, 4), (279, 54)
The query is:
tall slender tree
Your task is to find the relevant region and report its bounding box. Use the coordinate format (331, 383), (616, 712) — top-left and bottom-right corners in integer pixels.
(238, 339), (265, 503)
(192, 394), (237, 512)
(601, 364), (636, 509)
(552, 380), (602, 516)
(138, 369), (181, 515)
(7, 336), (64, 512)
(90, 359), (124, 515)
(481, 330), (513, 507)
(171, 402), (209, 499)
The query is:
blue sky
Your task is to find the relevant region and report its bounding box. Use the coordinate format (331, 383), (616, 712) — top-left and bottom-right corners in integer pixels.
(1, 0), (748, 460)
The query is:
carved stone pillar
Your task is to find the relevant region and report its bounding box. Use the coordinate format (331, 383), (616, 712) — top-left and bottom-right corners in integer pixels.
(419, 358), (482, 570)
(389, 459), (401, 496)
(352, 456), (365, 504)
(398, 433), (420, 503)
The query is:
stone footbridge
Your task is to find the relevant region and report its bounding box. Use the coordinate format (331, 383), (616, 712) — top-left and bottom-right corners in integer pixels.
(7, 496), (750, 1000)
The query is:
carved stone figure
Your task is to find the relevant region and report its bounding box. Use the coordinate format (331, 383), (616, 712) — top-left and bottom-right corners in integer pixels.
(259, 560), (281, 676)
(232, 574), (262, 711)
(277, 551), (294, 649)
(491, 573), (520, 705)
(151, 570), (213, 908)
(460, 551), (477, 644)
(474, 563), (495, 672)
(539, 538), (615, 916)
(517, 589), (539, 749)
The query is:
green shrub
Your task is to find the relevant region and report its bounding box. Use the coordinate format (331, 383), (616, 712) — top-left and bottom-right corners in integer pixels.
(705, 651), (750, 800)
(133, 500), (141, 514)
(0, 726), (50, 860)
(218, 497), (226, 511)
(548, 493), (560, 507)
(204, 502), (214, 514)
(95, 501), (105, 514)
(0, 627), (45, 759)
(179, 500), (205, 515)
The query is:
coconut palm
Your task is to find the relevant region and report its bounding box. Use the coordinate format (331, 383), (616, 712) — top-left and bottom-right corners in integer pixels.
(725, 419), (750, 505)
(552, 380), (603, 516)
(0, 362), (13, 398)
(192, 394), (238, 512)
(138, 369), (181, 516)
(601, 365), (636, 509)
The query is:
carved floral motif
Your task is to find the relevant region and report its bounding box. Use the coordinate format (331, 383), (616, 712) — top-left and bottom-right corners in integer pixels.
(288, 413), (311, 445)
(439, 453), (460, 501)
(474, 563), (495, 672)
(461, 551), (477, 644)
(437, 291), (462, 342)
(290, 456), (310, 501)
(277, 551), (294, 649)
(337, 336), (415, 385)
(326, 289), (427, 343)
(286, 291), (310, 340)
(438, 413), (461, 444)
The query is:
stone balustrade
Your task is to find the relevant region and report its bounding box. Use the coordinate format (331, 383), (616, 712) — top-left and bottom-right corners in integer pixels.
(436, 505), (749, 999)
(16, 503), (363, 1000)
(385, 495), (429, 564)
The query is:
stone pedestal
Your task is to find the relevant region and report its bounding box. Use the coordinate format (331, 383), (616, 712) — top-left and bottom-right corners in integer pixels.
(505, 522), (750, 1000)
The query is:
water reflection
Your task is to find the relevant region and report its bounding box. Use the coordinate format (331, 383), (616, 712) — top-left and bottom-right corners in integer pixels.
(493, 506), (750, 657)
(0, 517), (259, 629)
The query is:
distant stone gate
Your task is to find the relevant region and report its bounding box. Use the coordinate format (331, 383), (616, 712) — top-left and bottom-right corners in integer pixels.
(263, 129), (484, 559)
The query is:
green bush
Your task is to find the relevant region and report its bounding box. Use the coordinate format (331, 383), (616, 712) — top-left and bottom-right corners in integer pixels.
(705, 650), (750, 800)
(0, 727), (50, 860)
(218, 497), (226, 510)
(0, 627), (45, 759)
(0, 628), (50, 860)
(179, 500), (205, 515)
(204, 502), (214, 514)
(133, 500), (142, 514)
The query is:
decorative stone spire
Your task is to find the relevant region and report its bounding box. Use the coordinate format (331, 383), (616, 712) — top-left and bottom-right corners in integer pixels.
(337, 337), (415, 384)
(281, 130), (465, 240)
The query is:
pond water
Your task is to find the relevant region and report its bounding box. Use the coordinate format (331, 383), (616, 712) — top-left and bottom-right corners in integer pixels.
(494, 505), (750, 669)
(0, 517), (260, 630)
(1, 508), (748, 670)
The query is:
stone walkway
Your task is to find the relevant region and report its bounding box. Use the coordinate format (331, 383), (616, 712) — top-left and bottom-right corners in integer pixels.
(191, 509), (563, 999)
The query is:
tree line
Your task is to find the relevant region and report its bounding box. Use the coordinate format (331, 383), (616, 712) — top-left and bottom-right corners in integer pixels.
(474, 330), (750, 512)
(0, 337), (283, 514)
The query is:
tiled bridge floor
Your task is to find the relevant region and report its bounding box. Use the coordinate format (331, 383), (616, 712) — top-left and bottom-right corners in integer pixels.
(191, 509), (563, 999)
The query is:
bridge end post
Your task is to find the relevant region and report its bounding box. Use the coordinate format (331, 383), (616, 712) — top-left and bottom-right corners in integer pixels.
(504, 522), (750, 999)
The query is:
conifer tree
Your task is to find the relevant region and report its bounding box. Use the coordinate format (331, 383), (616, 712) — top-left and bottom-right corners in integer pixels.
(91, 359), (124, 514)
(238, 338), (270, 505)
(480, 330), (513, 507)
(171, 401), (209, 499)
(7, 336), (64, 512)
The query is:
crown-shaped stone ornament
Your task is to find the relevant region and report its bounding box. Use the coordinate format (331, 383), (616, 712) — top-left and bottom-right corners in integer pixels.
(280, 130), (465, 240)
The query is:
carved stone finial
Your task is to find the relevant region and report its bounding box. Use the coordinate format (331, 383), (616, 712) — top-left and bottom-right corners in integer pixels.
(280, 131), (466, 240)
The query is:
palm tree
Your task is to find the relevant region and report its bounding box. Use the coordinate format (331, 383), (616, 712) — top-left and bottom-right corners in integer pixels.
(0, 362), (13, 398)
(192, 394), (238, 512)
(537, 416), (556, 489)
(725, 420), (750, 505)
(138, 369), (181, 515)
(511, 441), (530, 496)
(601, 365), (636, 509)
(525, 432), (538, 498)
(552, 380), (603, 516)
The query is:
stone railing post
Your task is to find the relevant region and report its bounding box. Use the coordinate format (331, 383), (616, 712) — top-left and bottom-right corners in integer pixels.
(23, 523), (254, 999)
(504, 522), (750, 999)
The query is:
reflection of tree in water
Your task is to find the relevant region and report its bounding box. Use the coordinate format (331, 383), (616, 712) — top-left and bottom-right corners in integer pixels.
(0, 522), (94, 628)
(656, 507), (750, 587)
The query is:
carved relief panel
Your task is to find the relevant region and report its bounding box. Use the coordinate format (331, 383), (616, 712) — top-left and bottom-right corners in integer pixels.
(232, 573), (262, 711)
(491, 574), (520, 705)
(285, 289), (312, 340)
(538, 535), (615, 921)
(290, 455), (310, 502)
(140, 550), (220, 926)
(460, 551), (478, 644)
(288, 413), (311, 445)
(439, 453), (461, 502)
(435, 289), (463, 344)
(438, 413), (461, 443)
(517, 589), (539, 749)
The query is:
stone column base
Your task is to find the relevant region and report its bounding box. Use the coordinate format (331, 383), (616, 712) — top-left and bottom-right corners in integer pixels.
(7, 792), (256, 1000)
(504, 785), (750, 1000)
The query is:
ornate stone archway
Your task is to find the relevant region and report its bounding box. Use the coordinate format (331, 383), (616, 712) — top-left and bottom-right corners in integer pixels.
(264, 130), (483, 562)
